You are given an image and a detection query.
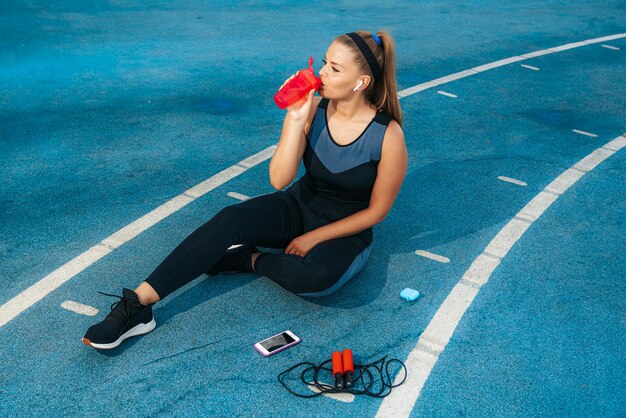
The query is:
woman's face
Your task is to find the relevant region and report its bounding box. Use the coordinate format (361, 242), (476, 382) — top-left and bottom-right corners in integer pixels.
(318, 41), (364, 99)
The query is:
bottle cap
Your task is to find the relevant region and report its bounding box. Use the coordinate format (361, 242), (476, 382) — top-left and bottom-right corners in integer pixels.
(303, 55), (321, 89)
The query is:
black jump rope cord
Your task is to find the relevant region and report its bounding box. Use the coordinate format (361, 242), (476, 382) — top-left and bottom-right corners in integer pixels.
(278, 356), (408, 398)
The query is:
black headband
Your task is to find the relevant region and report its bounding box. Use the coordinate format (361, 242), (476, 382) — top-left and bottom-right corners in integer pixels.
(346, 32), (382, 80)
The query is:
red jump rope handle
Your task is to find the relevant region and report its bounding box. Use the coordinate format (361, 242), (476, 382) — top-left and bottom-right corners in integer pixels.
(332, 351), (344, 389)
(342, 349), (354, 388)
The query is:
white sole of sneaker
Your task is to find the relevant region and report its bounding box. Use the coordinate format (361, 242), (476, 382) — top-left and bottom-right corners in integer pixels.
(82, 318), (156, 350)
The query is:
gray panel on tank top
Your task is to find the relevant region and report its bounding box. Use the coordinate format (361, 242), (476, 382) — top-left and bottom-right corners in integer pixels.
(309, 108), (386, 174)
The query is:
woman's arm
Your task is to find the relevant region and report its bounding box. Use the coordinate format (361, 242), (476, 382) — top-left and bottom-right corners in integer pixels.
(285, 120), (408, 256)
(269, 92), (321, 190)
(365, 120), (408, 223)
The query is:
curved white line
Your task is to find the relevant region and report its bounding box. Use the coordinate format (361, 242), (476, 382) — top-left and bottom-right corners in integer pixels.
(397, 32), (626, 98)
(1, 32), (624, 328)
(376, 133), (626, 417)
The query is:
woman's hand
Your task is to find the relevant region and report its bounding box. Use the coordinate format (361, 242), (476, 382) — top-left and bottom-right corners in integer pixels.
(284, 231), (320, 257)
(279, 72), (316, 122)
(287, 88), (315, 121)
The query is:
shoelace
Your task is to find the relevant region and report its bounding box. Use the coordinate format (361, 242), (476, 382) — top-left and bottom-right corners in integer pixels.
(98, 291), (142, 328)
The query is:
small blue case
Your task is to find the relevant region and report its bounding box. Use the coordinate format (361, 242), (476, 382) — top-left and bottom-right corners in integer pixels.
(400, 288), (420, 301)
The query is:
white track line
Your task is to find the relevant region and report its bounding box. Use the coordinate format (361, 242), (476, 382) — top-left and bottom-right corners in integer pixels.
(601, 44), (620, 50)
(376, 133), (625, 417)
(1, 32), (625, 329)
(398, 32), (626, 98)
(498, 176), (528, 186)
(415, 250), (450, 263)
(521, 64), (540, 71)
(227, 192), (250, 201)
(0, 148), (274, 327)
(573, 129), (599, 138)
(307, 382), (355, 402)
(436, 90), (458, 98)
(61, 301), (99, 316)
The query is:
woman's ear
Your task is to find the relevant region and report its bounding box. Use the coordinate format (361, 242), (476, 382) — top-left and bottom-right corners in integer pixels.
(361, 75), (372, 90)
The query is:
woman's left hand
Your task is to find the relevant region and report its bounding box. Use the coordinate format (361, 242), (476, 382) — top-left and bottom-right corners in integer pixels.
(285, 232), (320, 257)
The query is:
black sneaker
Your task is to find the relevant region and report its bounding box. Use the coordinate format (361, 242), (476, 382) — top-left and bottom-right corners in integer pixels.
(82, 288), (156, 350)
(206, 244), (259, 276)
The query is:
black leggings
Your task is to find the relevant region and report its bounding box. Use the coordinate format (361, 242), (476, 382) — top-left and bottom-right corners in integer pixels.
(145, 191), (372, 299)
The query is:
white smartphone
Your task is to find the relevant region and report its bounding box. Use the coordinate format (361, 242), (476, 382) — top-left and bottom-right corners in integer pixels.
(254, 330), (301, 357)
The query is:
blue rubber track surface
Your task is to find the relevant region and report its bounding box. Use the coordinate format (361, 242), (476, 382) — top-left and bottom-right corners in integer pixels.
(1, 1), (624, 416)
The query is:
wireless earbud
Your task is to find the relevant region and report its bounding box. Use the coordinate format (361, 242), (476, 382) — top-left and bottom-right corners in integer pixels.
(353, 80), (364, 91)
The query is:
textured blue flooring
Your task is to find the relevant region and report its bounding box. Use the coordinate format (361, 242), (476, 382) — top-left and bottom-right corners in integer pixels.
(417, 151), (626, 417)
(1, 1), (624, 416)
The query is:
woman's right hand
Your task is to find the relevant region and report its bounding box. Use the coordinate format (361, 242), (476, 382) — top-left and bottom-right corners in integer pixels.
(287, 88), (315, 121)
(280, 72), (315, 122)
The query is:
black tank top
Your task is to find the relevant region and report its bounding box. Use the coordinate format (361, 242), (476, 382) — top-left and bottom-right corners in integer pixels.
(286, 98), (393, 244)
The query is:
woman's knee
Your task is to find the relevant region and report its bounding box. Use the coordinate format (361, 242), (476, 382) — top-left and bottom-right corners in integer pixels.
(210, 204), (252, 233)
(215, 203), (246, 221)
(298, 260), (341, 292)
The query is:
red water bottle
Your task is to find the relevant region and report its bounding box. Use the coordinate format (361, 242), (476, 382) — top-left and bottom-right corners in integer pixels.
(274, 56), (321, 109)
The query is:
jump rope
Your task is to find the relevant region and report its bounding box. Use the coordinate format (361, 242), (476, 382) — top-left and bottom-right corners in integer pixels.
(278, 349), (407, 398)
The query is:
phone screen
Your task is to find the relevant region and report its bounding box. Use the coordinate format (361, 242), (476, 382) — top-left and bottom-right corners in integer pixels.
(259, 332), (296, 352)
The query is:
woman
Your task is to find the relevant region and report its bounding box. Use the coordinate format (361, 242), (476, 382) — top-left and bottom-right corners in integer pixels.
(83, 30), (408, 350)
